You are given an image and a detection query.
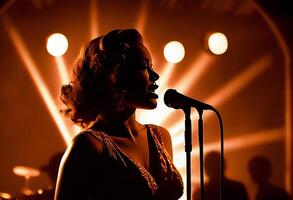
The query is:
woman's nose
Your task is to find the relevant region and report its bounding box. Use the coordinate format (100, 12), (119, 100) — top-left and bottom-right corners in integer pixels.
(149, 68), (159, 82)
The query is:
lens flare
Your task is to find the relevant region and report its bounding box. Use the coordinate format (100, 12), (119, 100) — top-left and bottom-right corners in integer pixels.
(47, 33), (68, 57)
(164, 41), (185, 63)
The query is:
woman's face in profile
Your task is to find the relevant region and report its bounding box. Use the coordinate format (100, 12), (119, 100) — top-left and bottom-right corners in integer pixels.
(123, 44), (159, 110)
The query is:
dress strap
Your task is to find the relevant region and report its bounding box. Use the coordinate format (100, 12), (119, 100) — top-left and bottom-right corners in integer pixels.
(146, 124), (163, 145)
(83, 129), (128, 167)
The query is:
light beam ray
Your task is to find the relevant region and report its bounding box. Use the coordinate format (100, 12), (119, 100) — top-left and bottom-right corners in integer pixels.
(55, 56), (70, 85)
(174, 127), (284, 170)
(156, 62), (175, 94)
(135, 0), (150, 35)
(90, 0), (99, 39)
(157, 52), (214, 126)
(170, 53), (273, 143)
(207, 53), (272, 106)
(2, 17), (72, 145)
(174, 52), (214, 93)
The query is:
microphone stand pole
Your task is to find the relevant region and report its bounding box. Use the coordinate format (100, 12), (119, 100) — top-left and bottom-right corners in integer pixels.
(198, 109), (204, 200)
(183, 107), (192, 200)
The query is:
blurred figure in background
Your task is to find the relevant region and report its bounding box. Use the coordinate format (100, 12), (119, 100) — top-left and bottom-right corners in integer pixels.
(248, 156), (291, 200)
(40, 151), (64, 196)
(19, 151), (64, 200)
(193, 151), (249, 200)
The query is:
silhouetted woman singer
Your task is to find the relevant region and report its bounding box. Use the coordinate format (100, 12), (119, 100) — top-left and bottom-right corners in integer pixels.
(55, 29), (183, 200)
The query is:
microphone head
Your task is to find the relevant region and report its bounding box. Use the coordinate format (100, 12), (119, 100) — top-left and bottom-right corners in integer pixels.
(164, 89), (181, 109)
(164, 89), (214, 110)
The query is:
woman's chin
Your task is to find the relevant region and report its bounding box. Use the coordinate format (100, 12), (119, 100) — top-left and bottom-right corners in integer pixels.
(147, 98), (158, 109)
(126, 95), (158, 110)
(137, 99), (158, 110)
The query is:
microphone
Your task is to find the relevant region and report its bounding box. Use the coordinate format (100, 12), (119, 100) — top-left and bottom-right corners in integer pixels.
(164, 89), (214, 111)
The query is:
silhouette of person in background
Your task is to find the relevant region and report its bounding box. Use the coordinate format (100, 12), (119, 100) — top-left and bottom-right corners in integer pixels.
(54, 29), (183, 200)
(40, 151), (64, 198)
(193, 151), (249, 200)
(248, 156), (291, 200)
(19, 152), (64, 200)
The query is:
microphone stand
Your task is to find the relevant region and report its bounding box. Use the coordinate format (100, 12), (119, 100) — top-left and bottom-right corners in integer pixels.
(164, 89), (224, 200)
(183, 107), (204, 200)
(183, 107), (192, 200)
(198, 109), (204, 200)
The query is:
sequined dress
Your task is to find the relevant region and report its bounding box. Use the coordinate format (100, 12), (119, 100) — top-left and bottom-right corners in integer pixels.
(84, 124), (183, 200)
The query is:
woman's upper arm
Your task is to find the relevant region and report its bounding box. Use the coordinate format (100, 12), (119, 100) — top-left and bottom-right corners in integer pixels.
(157, 126), (173, 159)
(54, 132), (103, 200)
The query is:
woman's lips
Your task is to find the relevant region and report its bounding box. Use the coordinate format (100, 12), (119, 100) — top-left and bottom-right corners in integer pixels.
(147, 91), (159, 99)
(147, 83), (159, 99)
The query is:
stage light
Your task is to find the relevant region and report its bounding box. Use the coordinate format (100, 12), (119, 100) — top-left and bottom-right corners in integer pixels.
(207, 32), (228, 55)
(164, 41), (185, 63)
(47, 33), (68, 57)
(37, 189), (43, 194)
(0, 192), (12, 199)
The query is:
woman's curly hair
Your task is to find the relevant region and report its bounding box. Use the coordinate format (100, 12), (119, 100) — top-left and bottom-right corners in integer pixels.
(60, 29), (143, 127)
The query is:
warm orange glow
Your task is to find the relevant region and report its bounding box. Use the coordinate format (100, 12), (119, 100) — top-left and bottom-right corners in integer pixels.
(2, 17), (72, 144)
(249, 0), (292, 193)
(174, 128), (285, 188)
(47, 33), (68, 57)
(174, 52), (214, 93)
(37, 189), (43, 195)
(73, 124), (82, 135)
(13, 166), (40, 178)
(157, 52), (214, 127)
(89, 0), (99, 39)
(135, 0), (150, 35)
(55, 56), (70, 84)
(156, 62), (175, 94)
(137, 62), (175, 124)
(160, 52), (276, 200)
(207, 53), (272, 106)
(138, 52), (213, 133)
(164, 41), (185, 63)
(174, 127), (284, 170)
(207, 32), (228, 55)
(136, 90), (171, 124)
(0, 192), (12, 199)
(170, 53), (273, 139)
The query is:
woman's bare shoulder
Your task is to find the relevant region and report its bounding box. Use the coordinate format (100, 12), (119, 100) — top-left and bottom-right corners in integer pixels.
(61, 131), (104, 165)
(55, 131), (104, 200)
(74, 130), (103, 151)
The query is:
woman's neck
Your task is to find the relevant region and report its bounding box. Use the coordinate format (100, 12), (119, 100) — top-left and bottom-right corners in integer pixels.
(91, 108), (144, 139)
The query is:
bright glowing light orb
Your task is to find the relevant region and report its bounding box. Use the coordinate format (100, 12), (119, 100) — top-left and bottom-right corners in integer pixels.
(47, 33), (68, 57)
(164, 41), (185, 63)
(208, 32), (228, 55)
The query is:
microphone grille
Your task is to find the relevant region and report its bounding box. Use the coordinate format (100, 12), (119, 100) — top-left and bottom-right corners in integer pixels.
(164, 89), (178, 108)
